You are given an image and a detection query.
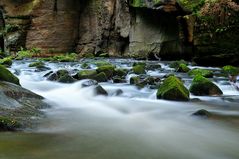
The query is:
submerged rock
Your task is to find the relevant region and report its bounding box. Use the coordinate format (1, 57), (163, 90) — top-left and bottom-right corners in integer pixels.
(157, 76), (189, 101)
(189, 75), (223, 96)
(192, 109), (212, 118)
(0, 65), (20, 85)
(94, 85), (108, 96)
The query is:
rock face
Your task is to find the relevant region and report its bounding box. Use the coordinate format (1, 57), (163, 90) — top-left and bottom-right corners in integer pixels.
(0, 0), (238, 64)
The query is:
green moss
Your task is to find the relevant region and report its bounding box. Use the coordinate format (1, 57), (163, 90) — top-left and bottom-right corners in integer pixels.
(222, 65), (239, 76)
(157, 76), (189, 101)
(0, 65), (20, 85)
(96, 65), (116, 79)
(188, 68), (213, 78)
(177, 63), (190, 73)
(29, 61), (45, 68)
(133, 65), (146, 74)
(0, 116), (21, 131)
(189, 75), (223, 96)
(81, 63), (91, 69)
(0, 57), (13, 67)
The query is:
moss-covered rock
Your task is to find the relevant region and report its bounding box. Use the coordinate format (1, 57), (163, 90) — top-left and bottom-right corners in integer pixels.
(0, 57), (13, 67)
(96, 65), (115, 79)
(58, 74), (76, 83)
(29, 61), (45, 68)
(93, 72), (108, 82)
(77, 70), (98, 79)
(47, 69), (75, 83)
(169, 60), (188, 69)
(76, 70), (108, 82)
(189, 75), (223, 96)
(130, 76), (140, 85)
(188, 68), (213, 78)
(177, 63), (190, 73)
(157, 76), (189, 101)
(0, 65), (20, 85)
(222, 65), (239, 76)
(113, 68), (128, 77)
(132, 65), (146, 74)
(0, 116), (21, 131)
(113, 77), (127, 83)
(81, 63), (91, 69)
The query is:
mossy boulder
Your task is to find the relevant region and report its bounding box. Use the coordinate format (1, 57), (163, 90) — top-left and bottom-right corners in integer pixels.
(113, 77), (127, 83)
(0, 57), (13, 67)
(0, 116), (21, 131)
(130, 76), (161, 88)
(157, 76), (189, 101)
(77, 70), (98, 79)
(189, 75), (223, 96)
(188, 68), (213, 78)
(29, 61), (45, 68)
(177, 63), (190, 73)
(81, 63), (91, 69)
(169, 60), (188, 69)
(222, 65), (239, 76)
(132, 65), (146, 74)
(76, 70), (108, 82)
(93, 72), (108, 82)
(47, 69), (76, 83)
(96, 65), (115, 79)
(0, 65), (20, 85)
(113, 68), (128, 77)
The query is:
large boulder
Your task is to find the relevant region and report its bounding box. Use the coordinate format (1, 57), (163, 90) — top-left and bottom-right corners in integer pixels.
(157, 76), (189, 101)
(0, 81), (49, 131)
(0, 64), (20, 85)
(47, 69), (76, 83)
(189, 75), (223, 96)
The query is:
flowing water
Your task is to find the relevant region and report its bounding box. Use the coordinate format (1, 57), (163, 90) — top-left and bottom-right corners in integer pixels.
(1, 59), (239, 159)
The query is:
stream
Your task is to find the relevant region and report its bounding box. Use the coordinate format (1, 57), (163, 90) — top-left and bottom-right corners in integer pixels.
(0, 59), (239, 159)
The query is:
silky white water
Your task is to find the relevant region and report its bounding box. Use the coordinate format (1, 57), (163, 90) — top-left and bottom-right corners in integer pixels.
(0, 60), (239, 159)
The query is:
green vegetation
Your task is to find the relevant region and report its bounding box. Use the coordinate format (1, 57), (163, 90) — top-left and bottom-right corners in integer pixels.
(0, 57), (13, 67)
(189, 75), (223, 96)
(157, 76), (189, 101)
(15, 47), (42, 60)
(0, 116), (21, 131)
(0, 65), (20, 85)
(222, 65), (239, 76)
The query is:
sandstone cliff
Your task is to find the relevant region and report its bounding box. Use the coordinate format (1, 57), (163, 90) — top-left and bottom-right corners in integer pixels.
(0, 0), (239, 64)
